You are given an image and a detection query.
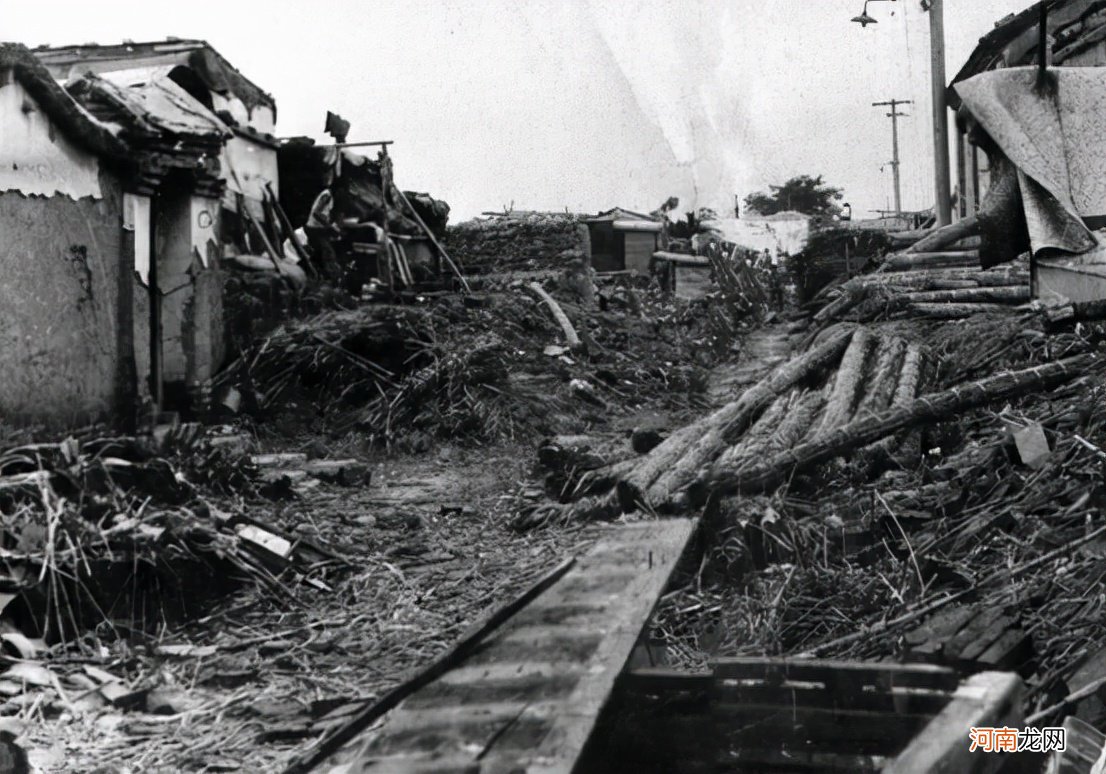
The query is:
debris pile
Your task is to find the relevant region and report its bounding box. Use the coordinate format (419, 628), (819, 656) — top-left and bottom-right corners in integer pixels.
(790, 225), (895, 302)
(0, 427), (337, 643)
(611, 261), (1106, 732)
(444, 211), (589, 274)
(218, 280), (719, 449)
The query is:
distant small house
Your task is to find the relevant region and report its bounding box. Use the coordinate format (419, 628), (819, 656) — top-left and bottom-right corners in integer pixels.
(585, 208), (662, 274)
(0, 44), (139, 427)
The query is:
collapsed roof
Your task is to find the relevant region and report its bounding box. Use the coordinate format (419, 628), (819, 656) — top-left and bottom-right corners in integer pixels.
(33, 38), (276, 118)
(64, 66), (231, 196)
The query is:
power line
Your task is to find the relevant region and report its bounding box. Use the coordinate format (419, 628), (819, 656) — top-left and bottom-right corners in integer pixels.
(872, 99), (912, 215)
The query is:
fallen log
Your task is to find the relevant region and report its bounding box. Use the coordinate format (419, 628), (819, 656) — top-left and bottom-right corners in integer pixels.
(813, 288), (861, 324)
(904, 216), (981, 254)
(852, 336), (908, 420)
(811, 327), (876, 437)
(839, 268), (1028, 292)
(883, 251), (980, 272)
(767, 388), (827, 454)
(713, 389), (796, 472)
(611, 417), (714, 511)
(871, 343), (935, 466)
(698, 353), (1096, 498)
(909, 302), (1017, 320)
(527, 282), (581, 348)
(889, 229), (980, 250)
(904, 286), (1030, 305)
(1043, 297), (1106, 325)
(617, 327), (854, 512)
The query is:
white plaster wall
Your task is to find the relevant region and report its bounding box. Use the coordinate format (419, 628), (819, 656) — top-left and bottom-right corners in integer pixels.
(220, 134), (278, 217)
(211, 93), (275, 134)
(0, 78), (104, 199)
(191, 196), (219, 267)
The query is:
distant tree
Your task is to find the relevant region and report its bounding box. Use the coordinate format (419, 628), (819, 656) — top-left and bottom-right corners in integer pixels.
(669, 210), (699, 240)
(743, 175), (844, 217)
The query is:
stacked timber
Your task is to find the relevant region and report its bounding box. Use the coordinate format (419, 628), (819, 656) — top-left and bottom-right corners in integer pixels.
(805, 263), (1031, 330)
(521, 315), (1091, 528)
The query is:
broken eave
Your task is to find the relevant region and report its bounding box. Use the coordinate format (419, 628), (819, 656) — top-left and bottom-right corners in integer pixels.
(0, 42), (132, 166)
(33, 38), (277, 120)
(948, 0), (1106, 110)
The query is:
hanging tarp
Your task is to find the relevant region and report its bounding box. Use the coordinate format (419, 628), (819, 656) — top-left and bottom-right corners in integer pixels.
(955, 66), (1106, 257)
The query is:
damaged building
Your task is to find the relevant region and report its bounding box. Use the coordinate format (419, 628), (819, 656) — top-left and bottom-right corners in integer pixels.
(0, 44), (139, 429)
(943, 0), (1106, 304)
(35, 38), (280, 413)
(0, 39), (281, 428)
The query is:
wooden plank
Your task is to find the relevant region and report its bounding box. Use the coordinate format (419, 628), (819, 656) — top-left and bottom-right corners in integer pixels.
(495, 518), (697, 773)
(885, 671), (1024, 774)
(709, 658), (960, 692)
(619, 667), (714, 694)
(718, 746), (888, 772)
(648, 710), (921, 757)
(288, 557), (577, 773)
(432, 662), (581, 686)
(711, 685), (951, 715)
(316, 518), (696, 774)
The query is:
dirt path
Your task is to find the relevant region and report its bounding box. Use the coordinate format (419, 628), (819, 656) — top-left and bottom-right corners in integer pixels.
(707, 325), (793, 404)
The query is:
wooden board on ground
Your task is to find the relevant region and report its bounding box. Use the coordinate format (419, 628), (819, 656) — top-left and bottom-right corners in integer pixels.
(317, 518), (697, 774)
(600, 659), (1023, 773)
(886, 671), (1024, 774)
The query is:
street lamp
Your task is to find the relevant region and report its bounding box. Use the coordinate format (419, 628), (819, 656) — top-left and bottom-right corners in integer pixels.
(852, 0), (952, 227)
(851, 0), (896, 28)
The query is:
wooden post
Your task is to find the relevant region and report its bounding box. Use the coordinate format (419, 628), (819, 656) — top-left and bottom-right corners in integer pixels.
(149, 194), (163, 412)
(930, 0), (953, 227)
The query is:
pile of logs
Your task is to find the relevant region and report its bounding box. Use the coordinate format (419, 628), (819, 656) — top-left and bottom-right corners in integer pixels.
(530, 320), (1093, 525)
(806, 263), (1031, 330)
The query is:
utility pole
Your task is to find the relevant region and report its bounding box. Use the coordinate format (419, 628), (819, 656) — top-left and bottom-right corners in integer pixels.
(926, 0), (952, 226)
(872, 99), (911, 215)
(853, 0), (951, 226)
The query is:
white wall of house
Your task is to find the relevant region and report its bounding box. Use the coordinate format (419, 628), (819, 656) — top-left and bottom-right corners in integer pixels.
(0, 78), (104, 199)
(220, 134), (278, 217)
(211, 92), (275, 134)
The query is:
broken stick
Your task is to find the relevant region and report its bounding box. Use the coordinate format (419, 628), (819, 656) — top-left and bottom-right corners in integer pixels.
(528, 282), (582, 348)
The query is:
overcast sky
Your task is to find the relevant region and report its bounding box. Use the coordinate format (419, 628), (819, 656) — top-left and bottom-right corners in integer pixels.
(10, 0), (1032, 221)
